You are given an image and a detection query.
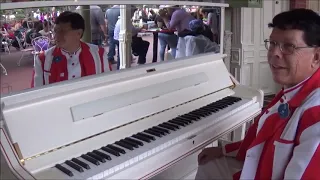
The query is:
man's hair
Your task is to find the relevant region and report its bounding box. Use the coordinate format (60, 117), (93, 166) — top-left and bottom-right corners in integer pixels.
(55, 11), (85, 33)
(268, 8), (320, 47)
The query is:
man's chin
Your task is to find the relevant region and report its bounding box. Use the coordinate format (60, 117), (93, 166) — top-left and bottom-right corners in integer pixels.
(273, 76), (289, 86)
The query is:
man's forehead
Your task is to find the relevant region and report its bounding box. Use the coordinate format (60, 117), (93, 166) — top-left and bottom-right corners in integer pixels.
(55, 22), (72, 29)
(270, 28), (305, 43)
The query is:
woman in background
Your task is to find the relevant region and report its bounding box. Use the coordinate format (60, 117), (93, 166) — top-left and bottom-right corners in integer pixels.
(200, 7), (219, 43)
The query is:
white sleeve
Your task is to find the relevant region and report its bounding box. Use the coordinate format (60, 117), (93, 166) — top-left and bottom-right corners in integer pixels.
(33, 55), (44, 87)
(185, 37), (200, 57)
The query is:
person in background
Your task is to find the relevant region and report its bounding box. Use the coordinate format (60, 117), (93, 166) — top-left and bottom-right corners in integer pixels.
(155, 9), (178, 61)
(200, 7), (219, 43)
(31, 11), (111, 87)
(39, 20), (51, 37)
(25, 21), (42, 44)
(105, 5), (120, 64)
(89, 5), (108, 46)
(158, 5), (195, 33)
(177, 19), (219, 58)
(149, 9), (157, 21)
(140, 5), (149, 23)
(114, 6), (149, 69)
(195, 9), (320, 180)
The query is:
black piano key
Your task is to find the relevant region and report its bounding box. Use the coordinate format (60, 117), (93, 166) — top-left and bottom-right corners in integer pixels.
(121, 139), (139, 148)
(107, 145), (126, 154)
(182, 114), (200, 121)
(172, 117), (190, 124)
(55, 164), (73, 177)
(230, 97), (241, 102)
(101, 146), (121, 156)
(190, 111), (207, 117)
(198, 108), (213, 113)
(175, 117), (193, 123)
(209, 103), (228, 109)
(163, 122), (180, 129)
(125, 137), (144, 146)
(159, 124), (176, 131)
(81, 154), (100, 166)
(169, 120), (186, 126)
(71, 158), (90, 170)
(153, 126), (170, 134)
(206, 105), (224, 110)
(194, 110), (212, 116)
(144, 129), (162, 137)
(213, 102), (229, 107)
(132, 134), (151, 143)
(115, 141), (134, 150)
(137, 133), (156, 140)
(93, 150), (112, 160)
(65, 160), (84, 172)
(201, 106), (219, 112)
(87, 152), (106, 163)
(217, 100), (234, 105)
(149, 128), (166, 135)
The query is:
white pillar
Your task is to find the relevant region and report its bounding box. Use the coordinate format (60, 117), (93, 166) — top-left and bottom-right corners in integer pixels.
(119, 5), (132, 69)
(219, 7), (225, 55)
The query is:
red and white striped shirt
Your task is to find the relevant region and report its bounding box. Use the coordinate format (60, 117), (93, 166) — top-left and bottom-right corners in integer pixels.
(223, 68), (320, 180)
(31, 42), (112, 87)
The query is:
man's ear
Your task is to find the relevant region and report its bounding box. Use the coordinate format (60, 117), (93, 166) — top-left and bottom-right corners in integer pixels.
(78, 29), (84, 38)
(312, 48), (320, 67)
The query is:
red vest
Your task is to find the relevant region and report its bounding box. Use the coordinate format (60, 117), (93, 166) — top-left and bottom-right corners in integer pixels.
(31, 42), (112, 87)
(226, 68), (320, 180)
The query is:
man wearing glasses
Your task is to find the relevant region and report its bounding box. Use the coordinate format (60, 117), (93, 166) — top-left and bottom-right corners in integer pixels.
(195, 9), (320, 180)
(31, 11), (112, 87)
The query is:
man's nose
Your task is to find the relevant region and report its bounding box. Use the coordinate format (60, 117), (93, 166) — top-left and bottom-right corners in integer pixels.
(269, 45), (283, 59)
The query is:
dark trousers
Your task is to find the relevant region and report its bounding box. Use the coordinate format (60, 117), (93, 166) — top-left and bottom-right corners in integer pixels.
(115, 36), (149, 70)
(107, 29), (116, 61)
(132, 36), (149, 65)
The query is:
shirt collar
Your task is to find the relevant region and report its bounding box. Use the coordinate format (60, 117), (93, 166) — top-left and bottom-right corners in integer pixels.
(281, 77), (311, 101)
(61, 46), (81, 57)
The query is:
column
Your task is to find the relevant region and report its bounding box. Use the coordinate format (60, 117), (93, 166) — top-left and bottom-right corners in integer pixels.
(78, 5), (91, 43)
(119, 5), (132, 69)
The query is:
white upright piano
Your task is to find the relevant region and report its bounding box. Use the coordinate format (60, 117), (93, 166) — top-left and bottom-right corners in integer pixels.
(0, 53), (263, 179)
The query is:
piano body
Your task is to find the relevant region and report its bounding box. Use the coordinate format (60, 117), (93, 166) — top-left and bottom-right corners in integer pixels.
(0, 53), (263, 179)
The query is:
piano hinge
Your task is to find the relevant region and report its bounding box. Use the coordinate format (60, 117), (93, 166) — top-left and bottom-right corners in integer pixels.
(13, 143), (25, 165)
(229, 77), (236, 89)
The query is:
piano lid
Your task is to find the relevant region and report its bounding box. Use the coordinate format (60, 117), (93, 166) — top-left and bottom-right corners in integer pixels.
(1, 53), (233, 161)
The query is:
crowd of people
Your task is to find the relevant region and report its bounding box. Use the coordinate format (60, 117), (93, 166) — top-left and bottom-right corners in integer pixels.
(1, 4), (222, 86)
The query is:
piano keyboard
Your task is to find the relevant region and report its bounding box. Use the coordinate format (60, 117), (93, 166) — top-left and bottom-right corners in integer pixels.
(36, 96), (250, 179)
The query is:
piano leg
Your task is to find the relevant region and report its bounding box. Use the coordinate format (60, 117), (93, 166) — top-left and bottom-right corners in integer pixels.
(194, 157), (243, 180)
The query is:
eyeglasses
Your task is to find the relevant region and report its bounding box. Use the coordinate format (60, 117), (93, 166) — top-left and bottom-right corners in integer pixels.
(264, 39), (316, 55)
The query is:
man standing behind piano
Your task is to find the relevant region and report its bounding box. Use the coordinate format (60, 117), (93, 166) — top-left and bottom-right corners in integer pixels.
(195, 9), (320, 180)
(31, 11), (111, 87)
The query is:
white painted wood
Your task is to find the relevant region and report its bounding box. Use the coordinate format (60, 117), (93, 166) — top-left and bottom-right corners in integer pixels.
(0, 1), (229, 10)
(1, 54), (233, 172)
(230, 0), (290, 96)
(119, 5), (132, 69)
(308, 0), (320, 12)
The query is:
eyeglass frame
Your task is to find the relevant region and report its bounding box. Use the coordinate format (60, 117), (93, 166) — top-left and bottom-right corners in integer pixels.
(264, 39), (317, 55)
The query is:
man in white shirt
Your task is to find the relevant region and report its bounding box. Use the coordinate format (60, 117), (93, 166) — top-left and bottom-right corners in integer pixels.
(114, 6), (149, 69)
